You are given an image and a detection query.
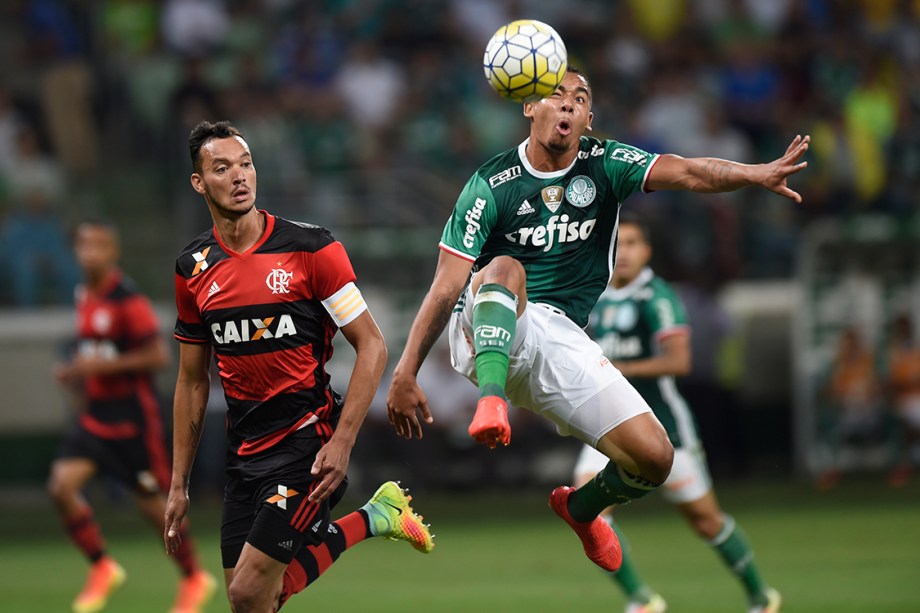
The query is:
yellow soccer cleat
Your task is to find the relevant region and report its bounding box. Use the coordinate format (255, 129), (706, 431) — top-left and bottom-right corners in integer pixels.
(748, 587), (782, 613)
(73, 557), (126, 613)
(364, 481), (435, 553)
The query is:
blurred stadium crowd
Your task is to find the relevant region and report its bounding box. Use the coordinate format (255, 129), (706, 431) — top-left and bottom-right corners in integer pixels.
(1, 0), (919, 307)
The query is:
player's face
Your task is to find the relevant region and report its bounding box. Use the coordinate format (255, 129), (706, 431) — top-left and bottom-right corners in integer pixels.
(523, 71), (593, 154)
(75, 224), (119, 280)
(191, 136), (257, 217)
(612, 223), (651, 286)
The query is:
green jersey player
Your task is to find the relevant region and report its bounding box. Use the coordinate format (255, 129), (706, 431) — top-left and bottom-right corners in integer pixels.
(387, 67), (808, 574)
(573, 213), (780, 613)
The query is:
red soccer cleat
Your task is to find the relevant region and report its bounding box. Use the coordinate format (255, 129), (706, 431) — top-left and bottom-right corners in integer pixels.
(73, 557), (126, 613)
(549, 486), (622, 571)
(468, 396), (511, 448)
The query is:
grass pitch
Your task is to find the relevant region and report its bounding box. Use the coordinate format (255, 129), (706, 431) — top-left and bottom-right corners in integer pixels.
(1, 478), (918, 612)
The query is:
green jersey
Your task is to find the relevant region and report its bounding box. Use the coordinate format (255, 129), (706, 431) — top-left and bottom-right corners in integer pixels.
(439, 136), (658, 328)
(590, 268), (699, 449)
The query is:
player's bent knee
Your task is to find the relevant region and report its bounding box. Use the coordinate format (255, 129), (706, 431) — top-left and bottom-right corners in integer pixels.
(637, 439), (674, 486)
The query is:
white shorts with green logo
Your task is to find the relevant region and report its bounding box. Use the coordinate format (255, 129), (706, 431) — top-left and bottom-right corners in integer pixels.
(574, 443), (712, 504)
(448, 286), (652, 446)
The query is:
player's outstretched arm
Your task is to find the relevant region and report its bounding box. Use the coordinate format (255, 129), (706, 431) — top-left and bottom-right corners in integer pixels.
(309, 310), (386, 503)
(646, 134), (810, 203)
(387, 250), (473, 440)
(164, 342), (211, 554)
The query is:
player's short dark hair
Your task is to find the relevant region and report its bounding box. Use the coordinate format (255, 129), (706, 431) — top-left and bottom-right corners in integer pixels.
(566, 65), (592, 100)
(76, 215), (120, 243)
(188, 120), (243, 173)
(618, 211), (651, 244)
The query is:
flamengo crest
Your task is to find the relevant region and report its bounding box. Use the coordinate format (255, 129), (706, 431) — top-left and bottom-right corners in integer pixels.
(266, 268), (293, 294)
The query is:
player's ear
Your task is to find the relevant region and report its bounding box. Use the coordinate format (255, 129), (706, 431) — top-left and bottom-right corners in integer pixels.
(523, 102), (535, 119)
(586, 111), (594, 131)
(190, 173), (205, 195)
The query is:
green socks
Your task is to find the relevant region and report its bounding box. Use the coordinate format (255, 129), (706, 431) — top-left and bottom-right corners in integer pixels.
(472, 283), (518, 399)
(710, 515), (768, 601)
(607, 517), (655, 602)
(567, 461), (658, 522)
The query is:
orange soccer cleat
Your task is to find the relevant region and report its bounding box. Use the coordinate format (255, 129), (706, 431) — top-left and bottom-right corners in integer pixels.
(171, 569), (217, 613)
(549, 486), (622, 571)
(468, 396), (511, 448)
(72, 557), (126, 613)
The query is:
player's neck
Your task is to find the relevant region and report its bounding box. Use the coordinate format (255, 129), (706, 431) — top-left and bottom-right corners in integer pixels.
(85, 266), (117, 292)
(524, 139), (577, 172)
(213, 209), (266, 253)
(611, 274), (636, 290)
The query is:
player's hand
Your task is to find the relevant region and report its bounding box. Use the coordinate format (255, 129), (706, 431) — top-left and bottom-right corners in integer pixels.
(310, 437), (351, 502)
(758, 134), (810, 203)
(163, 486), (189, 555)
(386, 373), (434, 440)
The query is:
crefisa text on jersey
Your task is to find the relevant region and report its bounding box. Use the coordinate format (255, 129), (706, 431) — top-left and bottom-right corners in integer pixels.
(504, 213), (597, 252)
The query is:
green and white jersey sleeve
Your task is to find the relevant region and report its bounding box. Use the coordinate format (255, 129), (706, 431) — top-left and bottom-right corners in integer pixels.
(439, 137), (658, 328)
(439, 173), (497, 262)
(591, 268), (697, 448)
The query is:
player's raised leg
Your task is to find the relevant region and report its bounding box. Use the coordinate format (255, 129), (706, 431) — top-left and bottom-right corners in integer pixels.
(551, 394), (673, 571)
(467, 256), (527, 448)
(48, 458), (126, 613)
(275, 481), (433, 610)
(572, 449), (666, 612)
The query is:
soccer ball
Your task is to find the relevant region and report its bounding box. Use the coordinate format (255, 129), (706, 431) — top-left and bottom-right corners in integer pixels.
(483, 19), (568, 104)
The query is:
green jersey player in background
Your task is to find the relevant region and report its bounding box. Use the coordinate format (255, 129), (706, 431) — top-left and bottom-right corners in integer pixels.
(386, 67), (808, 574)
(574, 213), (780, 613)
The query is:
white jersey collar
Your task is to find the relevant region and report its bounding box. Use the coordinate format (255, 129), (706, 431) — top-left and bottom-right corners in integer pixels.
(517, 137), (579, 179)
(604, 267), (654, 301)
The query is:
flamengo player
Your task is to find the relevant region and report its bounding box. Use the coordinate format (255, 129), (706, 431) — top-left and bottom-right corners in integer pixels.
(50, 218), (215, 613)
(386, 67), (808, 573)
(164, 121), (433, 613)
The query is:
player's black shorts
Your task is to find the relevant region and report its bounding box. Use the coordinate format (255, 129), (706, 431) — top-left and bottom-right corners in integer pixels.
(57, 397), (170, 495)
(220, 424), (348, 568)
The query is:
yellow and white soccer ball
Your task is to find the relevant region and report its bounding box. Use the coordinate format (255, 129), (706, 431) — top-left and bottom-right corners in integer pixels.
(483, 19), (568, 104)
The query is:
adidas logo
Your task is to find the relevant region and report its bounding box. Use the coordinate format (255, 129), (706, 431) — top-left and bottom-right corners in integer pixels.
(516, 200), (535, 216)
(207, 281), (221, 296)
(277, 540), (293, 551)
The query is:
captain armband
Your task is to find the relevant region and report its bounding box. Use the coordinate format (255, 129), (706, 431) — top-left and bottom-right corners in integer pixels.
(321, 282), (367, 327)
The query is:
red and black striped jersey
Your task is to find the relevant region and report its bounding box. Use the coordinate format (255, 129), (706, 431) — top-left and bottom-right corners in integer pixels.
(174, 211), (360, 455)
(75, 269), (161, 403)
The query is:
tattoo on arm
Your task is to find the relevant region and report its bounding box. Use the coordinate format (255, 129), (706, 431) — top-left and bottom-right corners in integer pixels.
(413, 295), (454, 365)
(189, 405), (206, 446)
(701, 159), (739, 191)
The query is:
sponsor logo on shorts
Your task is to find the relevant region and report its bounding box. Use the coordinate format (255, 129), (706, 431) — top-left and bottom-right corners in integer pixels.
(277, 539), (294, 551)
(266, 485), (300, 510)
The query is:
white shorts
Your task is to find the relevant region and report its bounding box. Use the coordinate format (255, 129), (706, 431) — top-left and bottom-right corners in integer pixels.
(448, 286), (652, 446)
(573, 443), (712, 504)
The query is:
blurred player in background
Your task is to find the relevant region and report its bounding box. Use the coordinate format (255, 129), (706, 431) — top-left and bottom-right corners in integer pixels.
(164, 121), (433, 613)
(573, 213), (780, 613)
(387, 67), (808, 573)
(50, 218), (215, 613)
(885, 313), (920, 487)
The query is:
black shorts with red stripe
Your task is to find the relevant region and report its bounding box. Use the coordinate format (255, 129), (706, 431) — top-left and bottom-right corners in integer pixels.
(220, 422), (348, 568)
(57, 397), (172, 495)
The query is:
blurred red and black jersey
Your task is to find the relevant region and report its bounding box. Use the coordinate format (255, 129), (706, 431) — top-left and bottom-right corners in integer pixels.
(73, 270), (164, 437)
(174, 212), (357, 456)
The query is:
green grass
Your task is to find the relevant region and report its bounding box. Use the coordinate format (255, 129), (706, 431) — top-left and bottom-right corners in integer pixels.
(1, 479), (918, 612)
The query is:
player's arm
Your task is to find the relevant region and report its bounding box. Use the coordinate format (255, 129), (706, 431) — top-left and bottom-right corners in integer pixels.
(388, 250), (474, 439)
(615, 331), (691, 379)
(309, 310), (387, 502)
(646, 134), (810, 203)
(164, 341), (211, 554)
